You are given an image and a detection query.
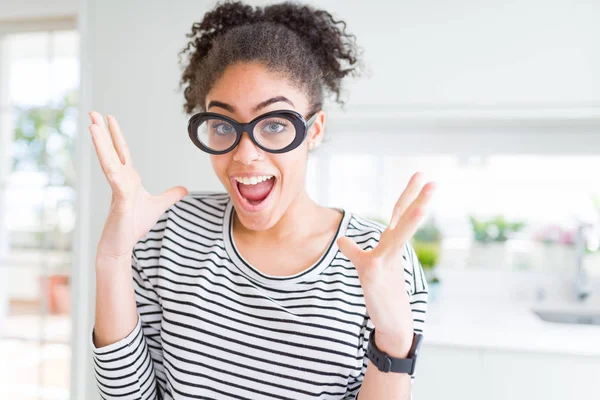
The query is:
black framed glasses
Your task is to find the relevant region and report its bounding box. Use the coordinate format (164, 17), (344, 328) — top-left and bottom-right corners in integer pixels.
(187, 109), (319, 154)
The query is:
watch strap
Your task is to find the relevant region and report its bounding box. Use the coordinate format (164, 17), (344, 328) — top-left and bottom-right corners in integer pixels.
(366, 328), (417, 374)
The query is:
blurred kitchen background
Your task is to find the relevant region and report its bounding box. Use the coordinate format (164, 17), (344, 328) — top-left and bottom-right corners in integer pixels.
(0, 0), (599, 399)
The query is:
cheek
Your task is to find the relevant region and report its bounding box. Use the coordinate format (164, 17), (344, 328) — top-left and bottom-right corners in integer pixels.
(210, 156), (230, 184)
(276, 153), (308, 188)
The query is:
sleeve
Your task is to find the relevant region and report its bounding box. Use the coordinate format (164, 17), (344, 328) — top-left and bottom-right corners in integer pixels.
(344, 241), (429, 399)
(405, 241), (429, 335)
(90, 250), (166, 400)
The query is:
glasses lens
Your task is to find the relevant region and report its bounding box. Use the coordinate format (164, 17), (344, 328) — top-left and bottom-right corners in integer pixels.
(196, 118), (237, 152)
(253, 116), (297, 151)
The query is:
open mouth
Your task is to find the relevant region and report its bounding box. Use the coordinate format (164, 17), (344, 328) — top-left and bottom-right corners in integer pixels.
(232, 175), (276, 211)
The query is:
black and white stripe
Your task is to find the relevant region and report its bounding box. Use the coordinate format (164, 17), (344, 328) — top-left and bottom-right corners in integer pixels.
(91, 191), (428, 399)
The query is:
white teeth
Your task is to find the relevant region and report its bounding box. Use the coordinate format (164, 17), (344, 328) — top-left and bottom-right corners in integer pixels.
(234, 175), (274, 185)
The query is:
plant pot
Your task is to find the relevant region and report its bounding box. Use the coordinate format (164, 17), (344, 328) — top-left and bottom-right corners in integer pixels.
(541, 245), (576, 272)
(427, 280), (441, 303)
(45, 274), (70, 315)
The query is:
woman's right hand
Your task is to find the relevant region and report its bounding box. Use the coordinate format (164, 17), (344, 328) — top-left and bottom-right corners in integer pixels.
(89, 111), (188, 261)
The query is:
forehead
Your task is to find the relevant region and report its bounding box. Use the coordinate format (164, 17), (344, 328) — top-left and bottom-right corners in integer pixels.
(205, 62), (309, 118)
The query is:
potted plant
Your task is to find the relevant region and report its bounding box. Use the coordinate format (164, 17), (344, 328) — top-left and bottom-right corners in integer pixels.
(412, 217), (442, 302)
(531, 224), (576, 272)
(468, 215), (526, 269)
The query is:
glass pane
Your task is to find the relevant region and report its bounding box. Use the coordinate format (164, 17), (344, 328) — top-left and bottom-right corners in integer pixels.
(40, 343), (71, 399)
(0, 340), (70, 399)
(6, 175), (47, 245)
(1, 28), (78, 400)
(5, 32), (51, 107)
(0, 264), (44, 340)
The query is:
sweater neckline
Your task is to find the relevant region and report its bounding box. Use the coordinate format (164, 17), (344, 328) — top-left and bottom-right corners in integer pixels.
(222, 197), (351, 286)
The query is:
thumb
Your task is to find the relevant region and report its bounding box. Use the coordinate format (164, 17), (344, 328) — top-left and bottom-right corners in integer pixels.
(337, 236), (364, 266)
(158, 186), (188, 210)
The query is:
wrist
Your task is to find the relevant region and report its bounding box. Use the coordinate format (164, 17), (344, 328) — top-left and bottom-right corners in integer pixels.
(95, 250), (132, 272)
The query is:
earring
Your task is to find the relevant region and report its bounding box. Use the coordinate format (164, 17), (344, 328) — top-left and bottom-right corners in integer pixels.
(308, 142), (314, 150)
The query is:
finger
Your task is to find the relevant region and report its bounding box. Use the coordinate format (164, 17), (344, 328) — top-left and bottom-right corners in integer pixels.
(391, 182), (436, 245)
(337, 236), (366, 267)
(389, 172), (423, 230)
(89, 111), (107, 129)
(157, 186), (189, 211)
(88, 111), (121, 171)
(106, 115), (132, 165)
(89, 123), (123, 175)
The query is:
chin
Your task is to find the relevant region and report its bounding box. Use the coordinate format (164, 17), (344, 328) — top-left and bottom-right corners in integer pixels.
(235, 210), (278, 232)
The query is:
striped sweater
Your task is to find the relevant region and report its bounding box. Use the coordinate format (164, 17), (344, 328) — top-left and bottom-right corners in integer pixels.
(91, 191), (428, 399)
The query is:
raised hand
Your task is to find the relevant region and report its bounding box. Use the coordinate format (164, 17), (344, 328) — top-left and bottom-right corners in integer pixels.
(337, 172), (435, 356)
(89, 111), (188, 260)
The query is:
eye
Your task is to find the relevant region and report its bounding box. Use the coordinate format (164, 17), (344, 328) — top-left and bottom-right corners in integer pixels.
(211, 122), (235, 135)
(262, 119), (288, 134)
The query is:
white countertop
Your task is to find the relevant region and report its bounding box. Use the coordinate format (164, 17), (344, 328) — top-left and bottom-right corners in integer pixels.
(423, 301), (600, 357)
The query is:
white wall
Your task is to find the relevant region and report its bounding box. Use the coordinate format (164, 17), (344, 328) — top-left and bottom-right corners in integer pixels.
(76, 0), (600, 398)
(334, 0), (600, 108)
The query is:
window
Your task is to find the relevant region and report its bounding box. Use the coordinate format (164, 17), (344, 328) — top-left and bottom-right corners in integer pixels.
(0, 28), (79, 400)
(309, 151), (600, 280)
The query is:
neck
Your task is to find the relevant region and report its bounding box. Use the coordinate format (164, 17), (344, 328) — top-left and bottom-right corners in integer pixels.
(233, 190), (325, 243)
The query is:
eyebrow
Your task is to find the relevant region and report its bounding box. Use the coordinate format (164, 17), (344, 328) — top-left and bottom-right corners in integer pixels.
(207, 96), (295, 113)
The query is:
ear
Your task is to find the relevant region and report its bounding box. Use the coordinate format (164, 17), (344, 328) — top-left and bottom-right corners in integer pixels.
(307, 110), (326, 148)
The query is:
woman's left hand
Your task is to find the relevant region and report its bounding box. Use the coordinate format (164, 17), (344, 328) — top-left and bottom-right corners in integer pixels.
(337, 172), (435, 357)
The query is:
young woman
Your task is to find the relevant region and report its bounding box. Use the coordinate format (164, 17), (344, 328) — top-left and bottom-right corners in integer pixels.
(89, 2), (434, 399)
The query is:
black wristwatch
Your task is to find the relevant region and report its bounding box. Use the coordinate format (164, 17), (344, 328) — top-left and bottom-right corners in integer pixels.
(366, 328), (423, 374)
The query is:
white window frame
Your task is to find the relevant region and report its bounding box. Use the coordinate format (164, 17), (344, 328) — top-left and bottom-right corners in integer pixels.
(0, 14), (81, 400)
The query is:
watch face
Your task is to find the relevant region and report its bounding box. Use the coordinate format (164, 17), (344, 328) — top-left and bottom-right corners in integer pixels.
(411, 333), (424, 357)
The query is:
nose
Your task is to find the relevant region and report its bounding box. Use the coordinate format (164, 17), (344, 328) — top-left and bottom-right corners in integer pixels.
(232, 131), (262, 165)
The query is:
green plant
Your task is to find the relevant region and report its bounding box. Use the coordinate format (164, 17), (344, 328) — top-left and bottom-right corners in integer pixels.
(413, 241), (441, 284)
(413, 217), (442, 243)
(411, 217), (443, 284)
(11, 90), (78, 253)
(12, 90), (78, 187)
(412, 241), (439, 269)
(469, 215), (525, 243)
